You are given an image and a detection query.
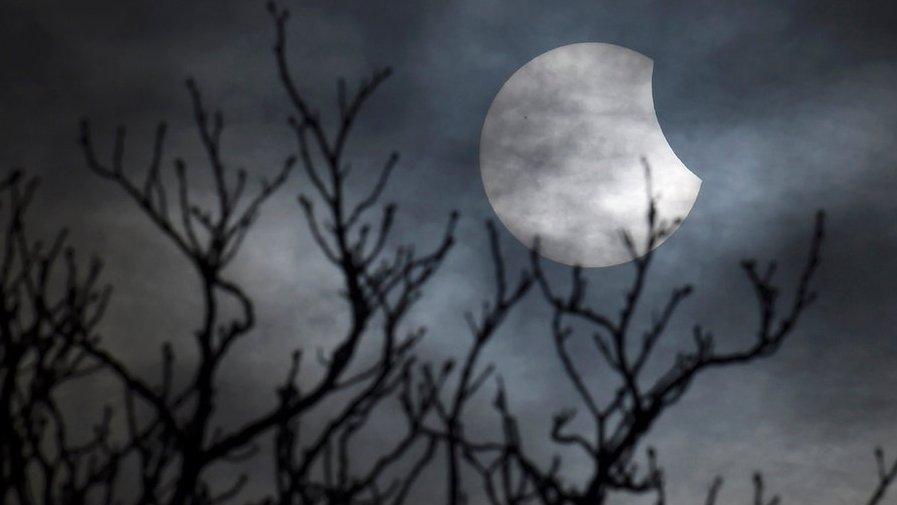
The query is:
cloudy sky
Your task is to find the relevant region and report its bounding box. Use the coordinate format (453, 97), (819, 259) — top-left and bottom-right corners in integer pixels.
(2, 0), (897, 503)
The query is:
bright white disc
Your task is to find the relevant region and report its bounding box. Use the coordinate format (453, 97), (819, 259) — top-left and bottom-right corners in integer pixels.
(479, 43), (701, 267)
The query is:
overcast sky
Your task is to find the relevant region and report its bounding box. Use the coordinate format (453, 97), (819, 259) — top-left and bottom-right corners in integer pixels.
(2, 0), (897, 503)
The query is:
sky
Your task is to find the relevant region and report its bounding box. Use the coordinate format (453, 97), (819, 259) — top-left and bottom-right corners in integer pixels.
(2, 0), (897, 503)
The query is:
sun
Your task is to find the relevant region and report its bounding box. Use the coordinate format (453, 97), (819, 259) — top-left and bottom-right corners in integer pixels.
(479, 42), (701, 267)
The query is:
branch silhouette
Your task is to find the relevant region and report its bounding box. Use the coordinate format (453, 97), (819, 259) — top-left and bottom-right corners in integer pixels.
(0, 170), (120, 504)
(435, 166), (829, 505)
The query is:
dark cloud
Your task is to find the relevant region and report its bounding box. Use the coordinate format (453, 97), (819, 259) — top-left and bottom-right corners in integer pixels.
(2, 0), (896, 503)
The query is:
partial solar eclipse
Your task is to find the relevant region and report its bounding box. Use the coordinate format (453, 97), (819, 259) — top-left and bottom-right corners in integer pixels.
(479, 43), (701, 267)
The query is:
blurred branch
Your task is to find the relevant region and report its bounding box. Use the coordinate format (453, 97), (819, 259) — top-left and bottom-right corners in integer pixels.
(446, 164), (825, 505)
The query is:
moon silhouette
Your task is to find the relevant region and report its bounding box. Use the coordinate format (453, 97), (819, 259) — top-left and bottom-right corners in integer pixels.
(479, 43), (701, 267)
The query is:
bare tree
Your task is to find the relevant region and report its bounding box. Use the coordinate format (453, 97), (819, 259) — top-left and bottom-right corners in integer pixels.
(1, 3), (895, 505)
(71, 2), (496, 503)
(433, 167), (892, 505)
(0, 170), (120, 504)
